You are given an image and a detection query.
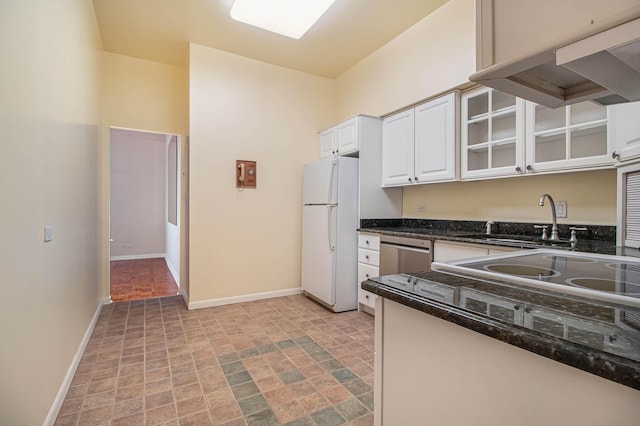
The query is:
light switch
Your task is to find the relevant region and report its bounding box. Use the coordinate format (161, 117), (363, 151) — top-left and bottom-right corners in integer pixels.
(557, 201), (567, 218)
(44, 226), (52, 242)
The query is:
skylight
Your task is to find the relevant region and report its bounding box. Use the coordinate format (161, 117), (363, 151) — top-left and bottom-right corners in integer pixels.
(229, 0), (337, 39)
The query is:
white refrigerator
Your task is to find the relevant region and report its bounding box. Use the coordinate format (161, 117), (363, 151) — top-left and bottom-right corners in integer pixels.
(301, 156), (359, 312)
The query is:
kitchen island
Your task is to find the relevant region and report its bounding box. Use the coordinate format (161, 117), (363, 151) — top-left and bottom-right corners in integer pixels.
(363, 270), (640, 426)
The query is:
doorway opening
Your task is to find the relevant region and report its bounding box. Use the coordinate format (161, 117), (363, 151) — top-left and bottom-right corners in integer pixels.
(109, 127), (183, 302)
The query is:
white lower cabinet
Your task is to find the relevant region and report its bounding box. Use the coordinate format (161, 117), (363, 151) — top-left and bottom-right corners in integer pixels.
(358, 233), (380, 312)
(433, 240), (516, 263)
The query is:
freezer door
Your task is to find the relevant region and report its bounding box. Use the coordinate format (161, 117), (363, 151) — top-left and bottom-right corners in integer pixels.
(301, 205), (336, 305)
(303, 157), (337, 205)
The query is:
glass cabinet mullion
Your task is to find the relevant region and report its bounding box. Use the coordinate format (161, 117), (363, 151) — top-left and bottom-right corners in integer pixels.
(488, 91), (493, 168)
(565, 107), (571, 161)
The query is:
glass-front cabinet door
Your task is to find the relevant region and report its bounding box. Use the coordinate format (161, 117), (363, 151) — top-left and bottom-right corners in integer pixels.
(525, 101), (614, 173)
(461, 87), (525, 179)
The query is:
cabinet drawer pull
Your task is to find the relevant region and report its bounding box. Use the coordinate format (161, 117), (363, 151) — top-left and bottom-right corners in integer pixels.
(365, 255), (369, 260)
(365, 273), (370, 278)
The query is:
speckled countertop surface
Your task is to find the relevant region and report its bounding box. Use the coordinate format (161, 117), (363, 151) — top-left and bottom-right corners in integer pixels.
(358, 218), (624, 255)
(359, 219), (640, 390)
(363, 271), (640, 390)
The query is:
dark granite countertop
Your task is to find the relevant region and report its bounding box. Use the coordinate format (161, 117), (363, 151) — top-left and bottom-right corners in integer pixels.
(363, 271), (640, 390)
(358, 218), (637, 256)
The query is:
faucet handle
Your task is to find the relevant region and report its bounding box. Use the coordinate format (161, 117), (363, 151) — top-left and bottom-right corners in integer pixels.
(569, 227), (588, 244)
(534, 224), (548, 240)
(485, 220), (495, 235)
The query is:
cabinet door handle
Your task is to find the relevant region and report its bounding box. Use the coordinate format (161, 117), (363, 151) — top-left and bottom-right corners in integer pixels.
(408, 177), (413, 182)
(612, 151), (620, 159)
(414, 176), (418, 182)
(515, 166), (522, 172)
(526, 165), (533, 171)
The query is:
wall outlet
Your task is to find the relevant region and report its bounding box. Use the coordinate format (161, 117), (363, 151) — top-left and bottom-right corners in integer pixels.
(556, 201), (567, 218)
(416, 203), (426, 212)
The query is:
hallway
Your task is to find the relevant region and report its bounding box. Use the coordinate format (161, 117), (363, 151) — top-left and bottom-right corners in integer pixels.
(110, 258), (179, 302)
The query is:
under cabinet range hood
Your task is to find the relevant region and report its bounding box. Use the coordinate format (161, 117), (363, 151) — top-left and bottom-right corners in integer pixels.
(470, 9), (640, 108)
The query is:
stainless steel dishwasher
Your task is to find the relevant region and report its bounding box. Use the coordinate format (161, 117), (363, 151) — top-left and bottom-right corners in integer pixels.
(379, 235), (433, 275)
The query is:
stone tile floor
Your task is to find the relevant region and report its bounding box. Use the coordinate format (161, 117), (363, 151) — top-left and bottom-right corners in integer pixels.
(110, 259), (179, 302)
(55, 294), (375, 425)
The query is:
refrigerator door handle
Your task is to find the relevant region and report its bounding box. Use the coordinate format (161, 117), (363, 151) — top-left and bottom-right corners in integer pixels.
(328, 159), (337, 203)
(327, 205), (336, 250)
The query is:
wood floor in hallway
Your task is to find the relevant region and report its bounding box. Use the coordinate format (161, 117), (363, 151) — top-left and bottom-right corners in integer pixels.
(110, 258), (179, 302)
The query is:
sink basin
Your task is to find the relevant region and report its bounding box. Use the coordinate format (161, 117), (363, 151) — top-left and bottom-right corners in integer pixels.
(485, 238), (540, 245)
(484, 263), (559, 278)
(459, 234), (573, 247)
(432, 249), (640, 308)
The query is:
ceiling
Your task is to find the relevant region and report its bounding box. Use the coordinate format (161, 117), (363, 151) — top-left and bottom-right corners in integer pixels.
(92, 0), (449, 78)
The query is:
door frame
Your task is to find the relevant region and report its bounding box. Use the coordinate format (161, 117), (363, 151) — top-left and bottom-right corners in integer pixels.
(105, 126), (188, 302)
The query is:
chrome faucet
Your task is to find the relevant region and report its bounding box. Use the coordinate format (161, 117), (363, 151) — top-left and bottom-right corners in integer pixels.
(538, 193), (559, 241)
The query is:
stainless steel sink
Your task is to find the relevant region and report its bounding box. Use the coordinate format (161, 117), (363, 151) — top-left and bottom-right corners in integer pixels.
(432, 249), (640, 308)
(460, 234), (572, 247)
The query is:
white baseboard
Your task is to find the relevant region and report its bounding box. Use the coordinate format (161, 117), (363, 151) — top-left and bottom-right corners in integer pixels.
(44, 298), (109, 426)
(109, 253), (165, 261)
(188, 288), (302, 310)
(165, 256), (180, 287)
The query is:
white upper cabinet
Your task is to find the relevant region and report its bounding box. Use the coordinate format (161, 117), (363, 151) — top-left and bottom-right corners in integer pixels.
(382, 109), (415, 186)
(319, 116), (360, 158)
(319, 127), (337, 158)
(414, 94), (458, 183)
(610, 101), (640, 164)
(525, 101), (613, 173)
(337, 118), (359, 155)
(462, 86), (616, 180)
(461, 87), (525, 179)
(382, 92), (458, 187)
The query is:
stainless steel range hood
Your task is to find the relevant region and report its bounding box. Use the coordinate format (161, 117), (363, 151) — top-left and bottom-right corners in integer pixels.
(470, 9), (640, 108)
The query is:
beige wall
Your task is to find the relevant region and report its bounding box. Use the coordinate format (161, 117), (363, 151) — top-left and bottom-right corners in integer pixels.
(0, 0), (103, 423)
(189, 43), (335, 303)
(101, 52), (188, 297)
(334, 0), (475, 120)
(101, 52), (188, 135)
(403, 170), (617, 225)
(333, 0), (617, 226)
